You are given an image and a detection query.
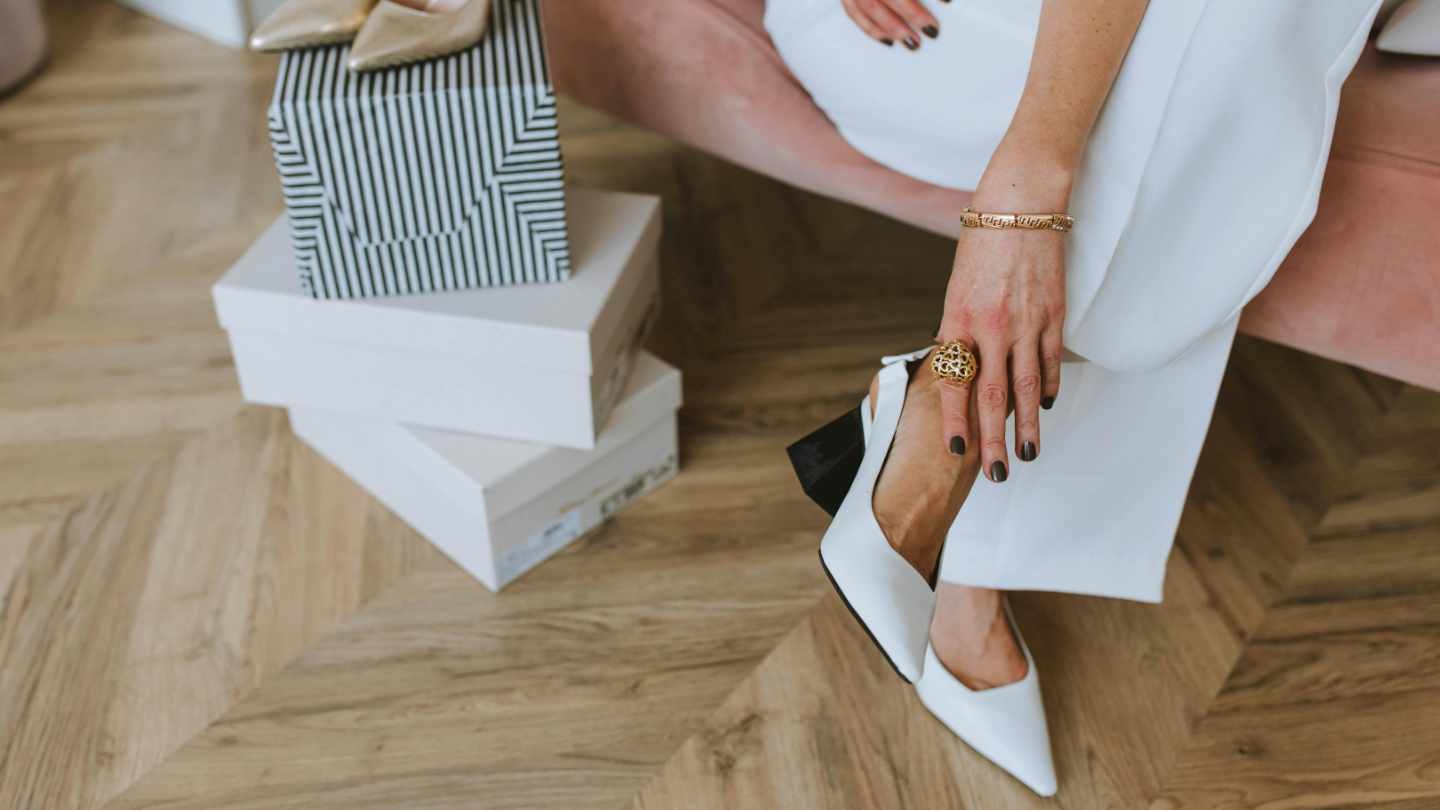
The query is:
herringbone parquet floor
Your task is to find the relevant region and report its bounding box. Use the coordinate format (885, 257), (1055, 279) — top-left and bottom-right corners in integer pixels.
(2, 4), (1438, 809)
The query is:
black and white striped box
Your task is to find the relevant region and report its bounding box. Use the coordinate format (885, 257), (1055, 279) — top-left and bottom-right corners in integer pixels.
(214, 189), (660, 449)
(268, 0), (567, 299)
(291, 353), (681, 591)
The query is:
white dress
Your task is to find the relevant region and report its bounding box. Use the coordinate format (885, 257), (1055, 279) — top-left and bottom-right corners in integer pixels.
(764, 0), (1381, 602)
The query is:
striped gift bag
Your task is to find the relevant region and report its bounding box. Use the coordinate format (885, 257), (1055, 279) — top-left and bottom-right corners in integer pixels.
(267, 0), (569, 299)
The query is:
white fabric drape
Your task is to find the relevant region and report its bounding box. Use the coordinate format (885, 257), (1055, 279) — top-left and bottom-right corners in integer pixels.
(765, 0), (1380, 601)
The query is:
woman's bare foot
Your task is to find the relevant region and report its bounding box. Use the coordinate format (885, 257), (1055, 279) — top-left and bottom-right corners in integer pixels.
(931, 584), (1029, 689)
(869, 358), (977, 579)
(869, 358), (1027, 690)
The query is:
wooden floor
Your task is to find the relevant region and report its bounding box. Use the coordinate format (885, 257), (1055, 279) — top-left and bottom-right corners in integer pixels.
(2, 4), (1438, 809)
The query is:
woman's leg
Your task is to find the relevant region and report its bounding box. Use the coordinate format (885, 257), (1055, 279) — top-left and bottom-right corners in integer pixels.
(542, 0), (1023, 687)
(870, 361), (1029, 689)
(540, 0), (970, 237)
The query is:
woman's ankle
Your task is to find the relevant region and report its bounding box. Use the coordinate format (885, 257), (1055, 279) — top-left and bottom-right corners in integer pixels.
(930, 584), (1028, 689)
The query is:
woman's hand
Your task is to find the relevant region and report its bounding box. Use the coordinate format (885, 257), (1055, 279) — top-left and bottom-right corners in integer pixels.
(840, 0), (940, 50)
(936, 150), (1072, 483)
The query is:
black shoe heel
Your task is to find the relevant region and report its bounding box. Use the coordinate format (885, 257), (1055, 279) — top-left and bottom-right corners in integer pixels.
(785, 405), (866, 517)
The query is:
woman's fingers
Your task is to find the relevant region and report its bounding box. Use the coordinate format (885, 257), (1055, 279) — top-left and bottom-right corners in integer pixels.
(839, 0), (890, 45)
(936, 367), (972, 457)
(841, 0), (943, 49)
(1010, 338), (1043, 463)
(1040, 323), (1063, 410)
(975, 338), (1011, 482)
(878, 0), (940, 42)
(841, 0), (909, 47)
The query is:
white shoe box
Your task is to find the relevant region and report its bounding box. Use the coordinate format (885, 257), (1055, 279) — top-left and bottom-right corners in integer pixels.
(291, 352), (682, 591)
(214, 189), (662, 449)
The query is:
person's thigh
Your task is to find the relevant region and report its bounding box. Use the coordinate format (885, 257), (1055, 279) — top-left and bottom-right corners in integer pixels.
(540, 0), (971, 236)
(542, 0), (799, 156)
(762, 0), (1037, 190)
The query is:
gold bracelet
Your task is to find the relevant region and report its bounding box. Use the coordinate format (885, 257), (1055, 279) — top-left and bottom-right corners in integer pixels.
(959, 207), (1075, 232)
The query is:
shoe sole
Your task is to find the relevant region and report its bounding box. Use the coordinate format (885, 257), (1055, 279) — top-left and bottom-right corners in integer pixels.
(252, 30), (360, 52)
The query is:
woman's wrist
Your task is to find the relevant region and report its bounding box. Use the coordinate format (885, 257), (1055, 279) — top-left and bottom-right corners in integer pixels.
(971, 136), (1079, 212)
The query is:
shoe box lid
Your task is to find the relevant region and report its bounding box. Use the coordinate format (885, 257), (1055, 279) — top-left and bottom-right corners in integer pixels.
(214, 187), (661, 377)
(291, 351), (682, 525)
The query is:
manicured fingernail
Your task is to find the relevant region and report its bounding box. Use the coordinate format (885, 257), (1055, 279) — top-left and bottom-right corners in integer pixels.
(990, 460), (1008, 482)
(950, 436), (965, 455)
(1041, 396), (1055, 410)
(922, 24), (939, 39)
(881, 38), (894, 46)
(1020, 441), (1037, 462)
(904, 36), (919, 50)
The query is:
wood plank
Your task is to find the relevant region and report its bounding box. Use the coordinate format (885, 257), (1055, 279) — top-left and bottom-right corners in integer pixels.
(0, 236), (255, 533)
(1213, 622), (1440, 711)
(1285, 525), (1440, 604)
(105, 434), (829, 810)
(1154, 386), (1440, 809)
(0, 0), (279, 334)
(0, 409), (436, 810)
(1153, 690), (1440, 810)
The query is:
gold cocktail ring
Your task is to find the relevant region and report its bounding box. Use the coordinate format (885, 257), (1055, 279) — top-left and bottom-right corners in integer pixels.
(931, 340), (978, 385)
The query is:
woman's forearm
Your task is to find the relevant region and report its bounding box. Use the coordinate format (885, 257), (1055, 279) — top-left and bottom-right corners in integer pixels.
(942, 0), (1149, 478)
(982, 0), (1150, 201)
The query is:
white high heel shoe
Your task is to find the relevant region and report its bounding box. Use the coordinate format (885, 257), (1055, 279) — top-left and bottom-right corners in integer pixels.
(791, 347), (938, 682)
(914, 601), (1058, 797)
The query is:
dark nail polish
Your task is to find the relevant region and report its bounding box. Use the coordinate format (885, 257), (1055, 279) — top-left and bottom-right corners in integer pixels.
(903, 36), (919, 50)
(949, 436), (965, 455)
(922, 24), (939, 39)
(991, 460), (1008, 482)
(881, 38), (894, 46)
(1041, 396), (1055, 410)
(1020, 441), (1037, 462)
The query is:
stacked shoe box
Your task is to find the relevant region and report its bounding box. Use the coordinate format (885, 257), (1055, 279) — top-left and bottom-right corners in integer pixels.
(215, 3), (679, 590)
